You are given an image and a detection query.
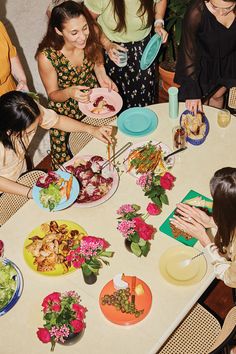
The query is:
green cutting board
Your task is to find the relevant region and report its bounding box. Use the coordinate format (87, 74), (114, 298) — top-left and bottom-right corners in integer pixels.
(159, 190), (212, 247)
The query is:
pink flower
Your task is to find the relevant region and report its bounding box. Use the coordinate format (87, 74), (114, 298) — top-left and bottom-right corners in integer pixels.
(116, 204), (136, 215)
(133, 217), (155, 241)
(136, 173), (152, 189)
(51, 304), (61, 312)
(37, 328), (51, 343)
(117, 220), (136, 237)
(42, 292), (61, 313)
(70, 319), (85, 333)
(160, 172), (175, 190)
(146, 203), (161, 215)
(72, 258), (85, 269)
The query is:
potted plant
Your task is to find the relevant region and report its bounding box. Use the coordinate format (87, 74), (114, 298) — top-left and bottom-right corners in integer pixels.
(159, 0), (191, 91)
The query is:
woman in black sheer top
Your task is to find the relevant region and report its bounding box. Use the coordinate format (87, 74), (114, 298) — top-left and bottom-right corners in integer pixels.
(174, 0), (236, 114)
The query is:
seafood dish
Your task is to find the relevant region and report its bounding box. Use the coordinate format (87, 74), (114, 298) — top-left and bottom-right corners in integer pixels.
(65, 155), (114, 203)
(25, 221), (85, 273)
(90, 96), (115, 115)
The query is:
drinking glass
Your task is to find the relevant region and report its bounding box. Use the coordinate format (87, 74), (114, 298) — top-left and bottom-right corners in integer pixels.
(172, 126), (186, 150)
(116, 50), (128, 67)
(217, 109), (231, 128)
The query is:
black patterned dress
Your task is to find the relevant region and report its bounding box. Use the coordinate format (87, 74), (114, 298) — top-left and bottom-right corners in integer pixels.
(43, 48), (98, 168)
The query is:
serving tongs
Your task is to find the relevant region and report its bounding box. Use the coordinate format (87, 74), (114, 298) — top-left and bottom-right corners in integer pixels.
(164, 146), (187, 161)
(47, 150), (71, 174)
(100, 142), (133, 171)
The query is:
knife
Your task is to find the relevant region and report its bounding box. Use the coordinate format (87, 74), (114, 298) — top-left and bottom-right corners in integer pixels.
(131, 276), (136, 305)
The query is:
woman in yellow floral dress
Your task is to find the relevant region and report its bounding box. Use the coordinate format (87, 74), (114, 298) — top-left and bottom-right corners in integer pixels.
(36, 1), (117, 168)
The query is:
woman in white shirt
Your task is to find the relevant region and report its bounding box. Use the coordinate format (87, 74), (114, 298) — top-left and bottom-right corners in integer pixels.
(170, 167), (236, 288)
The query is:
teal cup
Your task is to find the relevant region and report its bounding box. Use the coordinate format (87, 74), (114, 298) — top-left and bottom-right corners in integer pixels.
(168, 87), (179, 119)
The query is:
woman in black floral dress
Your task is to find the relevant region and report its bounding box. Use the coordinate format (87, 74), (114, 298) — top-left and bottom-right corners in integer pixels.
(36, 1), (117, 168)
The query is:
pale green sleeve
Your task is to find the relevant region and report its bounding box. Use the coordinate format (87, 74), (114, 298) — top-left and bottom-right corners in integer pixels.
(84, 0), (103, 15)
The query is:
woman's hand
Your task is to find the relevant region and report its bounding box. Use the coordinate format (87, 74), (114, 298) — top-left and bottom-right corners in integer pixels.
(175, 203), (216, 229)
(185, 99), (203, 115)
(16, 80), (29, 92)
(96, 72), (118, 92)
(68, 85), (91, 103)
(154, 24), (168, 44)
(105, 42), (128, 66)
(88, 125), (113, 144)
(170, 215), (211, 247)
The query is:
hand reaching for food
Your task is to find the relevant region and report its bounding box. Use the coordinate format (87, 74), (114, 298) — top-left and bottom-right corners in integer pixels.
(68, 85), (91, 103)
(185, 99), (203, 116)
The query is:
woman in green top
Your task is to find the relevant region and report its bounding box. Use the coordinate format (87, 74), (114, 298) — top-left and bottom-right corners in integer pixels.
(36, 1), (117, 168)
(84, 0), (168, 110)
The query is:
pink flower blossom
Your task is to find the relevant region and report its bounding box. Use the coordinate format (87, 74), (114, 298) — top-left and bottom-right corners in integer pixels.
(133, 217), (155, 241)
(117, 220), (136, 237)
(51, 304), (61, 312)
(49, 324), (70, 342)
(117, 204), (136, 215)
(160, 172), (175, 190)
(70, 319), (85, 333)
(136, 173), (152, 189)
(37, 328), (51, 343)
(42, 292), (61, 313)
(146, 203), (161, 215)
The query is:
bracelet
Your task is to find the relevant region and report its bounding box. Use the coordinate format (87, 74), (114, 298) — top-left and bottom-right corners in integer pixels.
(154, 19), (164, 27)
(26, 187), (32, 199)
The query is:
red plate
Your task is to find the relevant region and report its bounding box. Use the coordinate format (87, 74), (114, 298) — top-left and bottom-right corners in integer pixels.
(99, 276), (152, 325)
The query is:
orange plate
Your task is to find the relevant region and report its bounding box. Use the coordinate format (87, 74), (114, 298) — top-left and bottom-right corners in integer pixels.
(99, 276), (152, 325)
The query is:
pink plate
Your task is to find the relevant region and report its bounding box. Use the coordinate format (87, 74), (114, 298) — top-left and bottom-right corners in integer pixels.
(64, 155), (119, 208)
(79, 88), (123, 119)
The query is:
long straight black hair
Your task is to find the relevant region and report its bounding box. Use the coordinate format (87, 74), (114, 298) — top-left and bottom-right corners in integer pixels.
(110, 0), (155, 33)
(0, 91), (40, 151)
(210, 167), (236, 252)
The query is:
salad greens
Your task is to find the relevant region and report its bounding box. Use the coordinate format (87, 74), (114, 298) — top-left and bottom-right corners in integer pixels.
(0, 261), (17, 310)
(39, 183), (62, 211)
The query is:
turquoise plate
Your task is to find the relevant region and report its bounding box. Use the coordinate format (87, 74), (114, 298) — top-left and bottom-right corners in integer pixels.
(140, 34), (162, 70)
(117, 107), (158, 137)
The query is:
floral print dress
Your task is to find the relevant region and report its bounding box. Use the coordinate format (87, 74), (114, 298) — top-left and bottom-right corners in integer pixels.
(43, 48), (98, 168)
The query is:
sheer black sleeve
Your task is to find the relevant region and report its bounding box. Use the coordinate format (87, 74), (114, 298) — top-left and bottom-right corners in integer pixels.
(174, 0), (204, 100)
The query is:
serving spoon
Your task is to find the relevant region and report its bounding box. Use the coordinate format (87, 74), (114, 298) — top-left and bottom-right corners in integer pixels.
(180, 251), (205, 267)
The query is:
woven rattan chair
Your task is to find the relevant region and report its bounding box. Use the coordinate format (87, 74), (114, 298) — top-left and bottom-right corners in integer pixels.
(69, 115), (117, 156)
(0, 169), (46, 226)
(228, 87), (236, 111)
(157, 302), (236, 354)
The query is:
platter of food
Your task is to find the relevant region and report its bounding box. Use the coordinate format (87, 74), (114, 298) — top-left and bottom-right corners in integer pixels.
(0, 258), (23, 316)
(32, 170), (79, 211)
(64, 155), (119, 208)
(123, 140), (174, 177)
(159, 190), (212, 247)
(79, 88), (123, 119)
(99, 274), (152, 325)
(180, 110), (209, 145)
(23, 220), (87, 275)
(159, 246), (207, 285)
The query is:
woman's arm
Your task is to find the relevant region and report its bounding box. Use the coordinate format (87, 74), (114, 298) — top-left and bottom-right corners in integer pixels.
(154, 0), (168, 43)
(0, 176), (32, 198)
(94, 64), (118, 91)
(37, 52), (90, 103)
(10, 55), (29, 92)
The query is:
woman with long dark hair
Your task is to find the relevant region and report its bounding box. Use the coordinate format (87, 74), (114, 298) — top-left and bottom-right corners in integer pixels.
(174, 0), (236, 114)
(170, 167), (236, 287)
(36, 1), (116, 168)
(84, 0), (168, 110)
(0, 91), (112, 197)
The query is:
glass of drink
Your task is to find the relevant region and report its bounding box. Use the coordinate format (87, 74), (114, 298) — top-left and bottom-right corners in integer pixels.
(217, 109), (231, 128)
(116, 50), (128, 67)
(173, 126), (186, 150)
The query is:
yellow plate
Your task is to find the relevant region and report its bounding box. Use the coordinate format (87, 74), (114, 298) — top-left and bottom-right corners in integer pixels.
(159, 246), (207, 285)
(23, 220), (87, 276)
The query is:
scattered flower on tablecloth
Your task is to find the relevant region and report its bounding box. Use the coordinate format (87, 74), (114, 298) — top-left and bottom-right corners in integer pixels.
(37, 291), (87, 351)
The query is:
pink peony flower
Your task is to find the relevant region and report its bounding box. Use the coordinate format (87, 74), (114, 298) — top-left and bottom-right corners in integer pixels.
(146, 203), (161, 215)
(37, 328), (51, 343)
(70, 319), (85, 333)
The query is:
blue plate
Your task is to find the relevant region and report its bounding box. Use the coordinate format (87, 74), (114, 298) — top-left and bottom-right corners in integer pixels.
(117, 108), (158, 137)
(140, 34), (162, 70)
(180, 110), (210, 146)
(0, 258), (23, 316)
(32, 170), (80, 211)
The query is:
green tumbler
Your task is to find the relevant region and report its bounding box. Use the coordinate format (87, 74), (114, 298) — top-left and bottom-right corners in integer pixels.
(168, 87), (179, 119)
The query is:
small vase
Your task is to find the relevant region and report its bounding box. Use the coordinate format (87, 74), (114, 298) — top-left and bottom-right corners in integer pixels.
(124, 238), (132, 253)
(82, 269), (97, 285)
(59, 330), (84, 346)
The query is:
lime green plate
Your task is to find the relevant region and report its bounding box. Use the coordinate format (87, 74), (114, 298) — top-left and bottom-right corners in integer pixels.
(23, 220), (87, 276)
(159, 190), (212, 247)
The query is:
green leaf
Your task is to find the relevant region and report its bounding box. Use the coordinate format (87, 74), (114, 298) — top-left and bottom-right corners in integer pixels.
(131, 232), (140, 243)
(138, 238), (146, 247)
(81, 264), (91, 276)
(100, 251), (114, 258)
(160, 193), (169, 205)
(131, 242), (142, 257)
(87, 265), (99, 275)
(140, 242), (150, 257)
(151, 196), (162, 208)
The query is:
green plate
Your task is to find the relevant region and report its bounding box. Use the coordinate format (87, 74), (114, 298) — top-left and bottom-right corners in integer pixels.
(159, 190), (212, 247)
(140, 34), (162, 70)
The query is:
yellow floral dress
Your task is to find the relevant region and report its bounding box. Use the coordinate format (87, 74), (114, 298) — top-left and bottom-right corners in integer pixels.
(43, 48), (98, 168)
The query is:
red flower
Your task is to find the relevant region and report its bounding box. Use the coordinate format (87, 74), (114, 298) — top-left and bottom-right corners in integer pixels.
(37, 328), (51, 343)
(51, 304), (61, 312)
(146, 203), (161, 215)
(70, 319), (85, 333)
(133, 217), (155, 241)
(160, 172), (175, 190)
(42, 292), (61, 313)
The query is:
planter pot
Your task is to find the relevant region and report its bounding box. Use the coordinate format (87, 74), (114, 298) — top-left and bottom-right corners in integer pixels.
(158, 66), (179, 93)
(124, 238), (132, 253)
(59, 330), (84, 346)
(82, 269), (97, 285)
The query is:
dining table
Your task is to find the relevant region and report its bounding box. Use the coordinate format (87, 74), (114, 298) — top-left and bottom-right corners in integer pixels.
(0, 102), (235, 354)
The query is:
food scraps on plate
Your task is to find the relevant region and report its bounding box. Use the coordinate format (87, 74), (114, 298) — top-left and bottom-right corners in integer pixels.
(90, 96), (115, 115)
